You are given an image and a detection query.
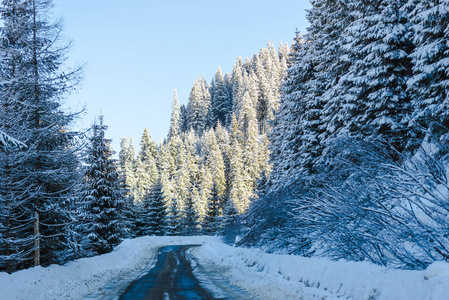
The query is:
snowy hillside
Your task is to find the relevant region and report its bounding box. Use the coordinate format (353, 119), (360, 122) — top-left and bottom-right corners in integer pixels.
(1, 236), (448, 300)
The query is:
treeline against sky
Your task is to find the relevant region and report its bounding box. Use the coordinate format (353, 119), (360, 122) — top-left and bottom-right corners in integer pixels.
(118, 41), (289, 238)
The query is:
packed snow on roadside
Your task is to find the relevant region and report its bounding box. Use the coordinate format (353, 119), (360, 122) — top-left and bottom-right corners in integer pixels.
(1, 236), (449, 300)
(194, 241), (449, 300)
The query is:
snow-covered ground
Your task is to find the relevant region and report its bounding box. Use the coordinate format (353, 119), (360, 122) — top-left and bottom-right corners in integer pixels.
(1, 236), (449, 300)
(194, 241), (449, 299)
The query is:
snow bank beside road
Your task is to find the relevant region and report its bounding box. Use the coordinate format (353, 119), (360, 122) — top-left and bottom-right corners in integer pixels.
(195, 241), (449, 300)
(0, 236), (219, 300)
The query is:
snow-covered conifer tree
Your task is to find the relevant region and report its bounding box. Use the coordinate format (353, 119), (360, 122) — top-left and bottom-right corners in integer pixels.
(135, 129), (158, 202)
(156, 142), (174, 201)
(167, 135), (189, 212)
(221, 196), (239, 243)
(140, 179), (167, 236)
(228, 114), (251, 213)
(168, 89), (181, 140)
(232, 57), (245, 108)
(300, 0), (353, 158)
(202, 182), (222, 235)
(83, 116), (128, 255)
(408, 0), (449, 144)
(251, 42), (288, 134)
(165, 199), (181, 236)
(209, 67), (233, 128)
(119, 138), (137, 201)
(336, 0), (415, 156)
(269, 29), (325, 186)
(179, 104), (188, 134)
(182, 190), (199, 235)
(186, 77), (211, 135)
(234, 74), (258, 139)
(0, 0), (82, 270)
(202, 128), (226, 197)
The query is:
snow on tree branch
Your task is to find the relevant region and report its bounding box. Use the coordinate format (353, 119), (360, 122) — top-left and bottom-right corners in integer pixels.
(0, 130), (26, 151)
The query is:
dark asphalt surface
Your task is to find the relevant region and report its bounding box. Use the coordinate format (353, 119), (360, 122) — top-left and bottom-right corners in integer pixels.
(119, 245), (222, 300)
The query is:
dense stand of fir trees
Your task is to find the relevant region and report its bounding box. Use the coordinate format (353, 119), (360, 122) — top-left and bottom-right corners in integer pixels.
(119, 42), (289, 236)
(240, 0), (449, 270)
(0, 0), (133, 273)
(0, 0), (289, 274)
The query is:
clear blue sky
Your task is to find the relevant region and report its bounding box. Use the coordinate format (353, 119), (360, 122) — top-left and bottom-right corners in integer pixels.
(53, 0), (311, 153)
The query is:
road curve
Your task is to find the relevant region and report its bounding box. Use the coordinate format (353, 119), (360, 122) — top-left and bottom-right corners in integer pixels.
(119, 245), (221, 300)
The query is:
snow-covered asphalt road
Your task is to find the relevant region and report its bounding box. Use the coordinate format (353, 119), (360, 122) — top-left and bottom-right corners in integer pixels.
(120, 245), (233, 299)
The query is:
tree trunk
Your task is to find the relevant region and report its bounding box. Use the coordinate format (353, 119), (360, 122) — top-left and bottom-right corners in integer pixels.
(34, 211), (40, 266)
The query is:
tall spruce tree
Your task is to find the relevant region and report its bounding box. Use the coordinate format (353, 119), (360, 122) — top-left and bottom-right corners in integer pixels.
(234, 73), (258, 139)
(307, 0), (353, 134)
(186, 77), (211, 135)
(119, 138), (137, 201)
(214, 121), (231, 209)
(221, 195), (239, 243)
(228, 114), (251, 213)
(202, 128), (226, 197)
(182, 190), (199, 235)
(209, 67), (232, 128)
(0, 0), (82, 271)
(140, 179), (167, 236)
(269, 31), (320, 186)
(336, 0), (415, 155)
(165, 199), (181, 236)
(231, 57), (245, 113)
(168, 135), (189, 214)
(157, 142), (175, 201)
(203, 182), (222, 235)
(83, 116), (127, 255)
(135, 129), (158, 202)
(179, 104), (189, 134)
(408, 0), (449, 144)
(168, 89), (181, 140)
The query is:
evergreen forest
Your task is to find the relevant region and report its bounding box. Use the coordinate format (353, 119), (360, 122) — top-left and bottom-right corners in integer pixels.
(1, 0), (448, 274)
